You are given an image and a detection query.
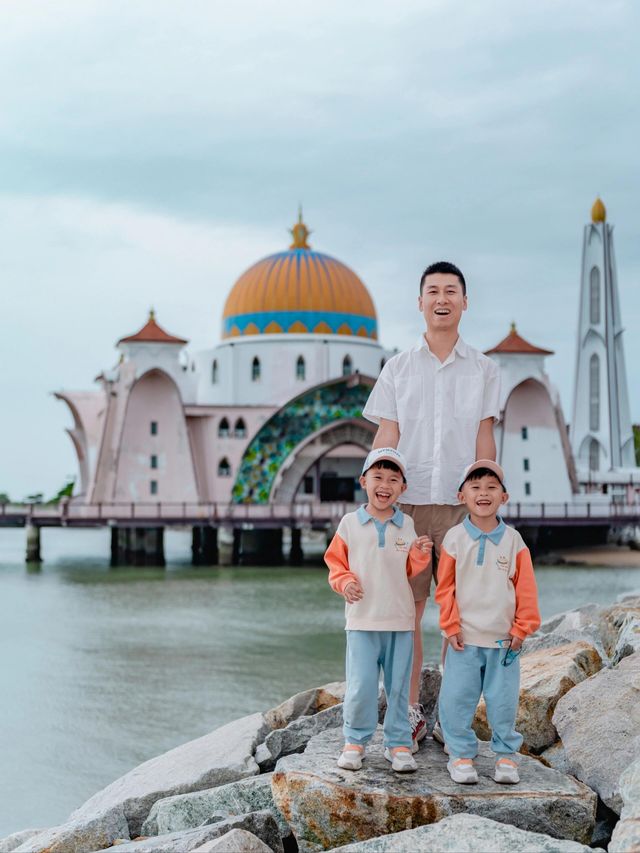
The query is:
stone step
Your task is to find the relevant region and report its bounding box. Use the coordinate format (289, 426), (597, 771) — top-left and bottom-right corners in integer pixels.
(271, 728), (597, 853)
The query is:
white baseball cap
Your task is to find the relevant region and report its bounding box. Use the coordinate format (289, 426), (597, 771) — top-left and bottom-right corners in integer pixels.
(361, 447), (407, 477)
(459, 459), (506, 489)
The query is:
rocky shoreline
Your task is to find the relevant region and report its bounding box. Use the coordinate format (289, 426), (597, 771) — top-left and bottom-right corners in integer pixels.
(2, 592), (639, 853)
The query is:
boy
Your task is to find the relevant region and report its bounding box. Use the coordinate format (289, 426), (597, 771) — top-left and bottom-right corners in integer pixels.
(325, 448), (432, 773)
(435, 460), (540, 784)
(363, 261), (500, 744)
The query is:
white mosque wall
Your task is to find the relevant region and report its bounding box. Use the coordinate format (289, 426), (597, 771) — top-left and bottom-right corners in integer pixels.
(192, 334), (388, 406)
(118, 341), (197, 401)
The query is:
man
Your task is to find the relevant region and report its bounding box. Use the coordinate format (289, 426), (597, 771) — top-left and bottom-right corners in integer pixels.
(362, 260), (500, 744)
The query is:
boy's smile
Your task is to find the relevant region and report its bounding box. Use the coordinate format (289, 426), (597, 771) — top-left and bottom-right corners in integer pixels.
(458, 474), (508, 530)
(359, 465), (407, 519)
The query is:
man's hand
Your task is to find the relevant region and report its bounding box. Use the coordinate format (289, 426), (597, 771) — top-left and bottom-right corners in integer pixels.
(509, 634), (523, 651)
(447, 632), (464, 651)
(412, 535), (433, 555)
(343, 579), (364, 603)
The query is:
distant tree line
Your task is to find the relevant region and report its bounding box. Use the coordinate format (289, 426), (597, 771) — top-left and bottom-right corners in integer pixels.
(0, 479), (74, 505)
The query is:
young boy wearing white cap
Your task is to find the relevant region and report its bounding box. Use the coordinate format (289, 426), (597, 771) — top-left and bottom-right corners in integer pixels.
(325, 448), (433, 773)
(435, 460), (541, 785)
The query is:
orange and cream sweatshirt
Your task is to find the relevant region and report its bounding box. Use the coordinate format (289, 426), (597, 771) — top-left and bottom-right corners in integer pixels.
(435, 516), (541, 647)
(325, 505), (431, 631)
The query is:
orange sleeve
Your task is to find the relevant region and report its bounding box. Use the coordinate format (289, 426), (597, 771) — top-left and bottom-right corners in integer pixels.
(406, 543), (431, 578)
(511, 547), (541, 639)
(434, 547), (460, 637)
(325, 533), (359, 595)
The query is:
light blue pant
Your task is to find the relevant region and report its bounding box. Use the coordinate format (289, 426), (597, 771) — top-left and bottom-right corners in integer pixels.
(439, 644), (522, 759)
(343, 630), (414, 749)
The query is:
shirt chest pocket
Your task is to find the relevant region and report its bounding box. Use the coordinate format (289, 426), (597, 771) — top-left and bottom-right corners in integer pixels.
(454, 375), (482, 420)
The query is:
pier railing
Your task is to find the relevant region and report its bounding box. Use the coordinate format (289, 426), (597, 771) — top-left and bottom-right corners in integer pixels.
(1, 501), (639, 528)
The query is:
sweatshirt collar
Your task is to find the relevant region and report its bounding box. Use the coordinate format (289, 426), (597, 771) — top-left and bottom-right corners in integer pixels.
(463, 515), (506, 546)
(357, 504), (404, 528)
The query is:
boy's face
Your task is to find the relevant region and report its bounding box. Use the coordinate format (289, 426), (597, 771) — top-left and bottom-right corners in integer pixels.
(418, 272), (467, 332)
(359, 465), (406, 511)
(458, 474), (508, 519)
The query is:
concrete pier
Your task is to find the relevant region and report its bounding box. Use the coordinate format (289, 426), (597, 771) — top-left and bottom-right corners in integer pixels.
(191, 525), (219, 565)
(240, 528), (283, 565)
(289, 527), (304, 565)
(219, 526), (241, 566)
(25, 523), (41, 563)
(110, 526), (165, 567)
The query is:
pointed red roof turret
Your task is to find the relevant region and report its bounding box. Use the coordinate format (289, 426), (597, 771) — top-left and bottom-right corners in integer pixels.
(485, 323), (553, 356)
(118, 309), (188, 345)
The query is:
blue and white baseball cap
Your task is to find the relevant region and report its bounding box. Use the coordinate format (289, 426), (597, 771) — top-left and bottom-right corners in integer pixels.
(361, 447), (407, 477)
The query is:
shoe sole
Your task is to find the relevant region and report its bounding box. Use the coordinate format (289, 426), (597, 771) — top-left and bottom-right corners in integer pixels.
(393, 763), (417, 773)
(494, 772), (519, 784)
(449, 773), (478, 784)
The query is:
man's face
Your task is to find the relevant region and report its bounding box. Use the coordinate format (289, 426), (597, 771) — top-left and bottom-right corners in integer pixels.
(418, 273), (467, 332)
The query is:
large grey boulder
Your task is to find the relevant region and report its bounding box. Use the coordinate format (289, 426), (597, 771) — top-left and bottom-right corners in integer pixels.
(331, 813), (601, 852)
(69, 712), (268, 837)
(142, 773), (289, 838)
(193, 828), (273, 851)
(264, 682), (345, 730)
(0, 831), (42, 853)
(611, 612), (640, 663)
(272, 727), (596, 852)
(474, 641), (602, 752)
(95, 810), (283, 852)
(13, 807), (128, 853)
(600, 601), (640, 659)
(553, 653), (640, 814)
(525, 604), (610, 661)
(258, 704), (343, 771)
(609, 757), (640, 852)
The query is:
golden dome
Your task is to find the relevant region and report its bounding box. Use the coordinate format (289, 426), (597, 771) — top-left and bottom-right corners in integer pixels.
(591, 197), (606, 223)
(222, 214), (377, 339)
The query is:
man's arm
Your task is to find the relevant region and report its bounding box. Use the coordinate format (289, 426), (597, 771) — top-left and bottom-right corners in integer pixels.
(373, 417), (400, 449)
(475, 417), (496, 460)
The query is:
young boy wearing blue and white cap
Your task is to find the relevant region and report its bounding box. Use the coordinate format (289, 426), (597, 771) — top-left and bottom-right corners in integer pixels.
(325, 448), (433, 773)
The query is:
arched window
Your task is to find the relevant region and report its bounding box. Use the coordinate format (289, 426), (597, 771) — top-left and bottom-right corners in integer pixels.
(589, 438), (600, 472)
(342, 355), (353, 376)
(296, 355), (305, 380)
(212, 359), (218, 384)
(218, 417), (230, 438)
(234, 418), (246, 438)
(252, 357), (261, 381)
(589, 354), (600, 431)
(590, 267), (601, 325)
(218, 457), (231, 477)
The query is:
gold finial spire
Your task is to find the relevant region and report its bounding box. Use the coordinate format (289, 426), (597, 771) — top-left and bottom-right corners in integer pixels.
(510, 321), (517, 334)
(289, 206), (311, 250)
(591, 197), (606, 223)
(149, 306), (156, 321)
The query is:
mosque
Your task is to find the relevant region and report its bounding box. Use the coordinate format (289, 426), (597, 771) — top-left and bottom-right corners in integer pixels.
(56, 200), (638, 547)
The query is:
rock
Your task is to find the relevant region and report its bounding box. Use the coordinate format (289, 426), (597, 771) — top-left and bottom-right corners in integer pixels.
(264, 682), (345, 730)
(258, 704), (343, 771)
(142, 773), (289, 838)
(553, 653), (640, 814)
(95, 811), (283, 853)
(379, 665), (441, 731)
(540, 741), (570, 775)
(526, 604), (610, 661)
(271, 727), (596, 852)
(609, 758), (640, 852)
(537, 603), (601, 636)
(600, 601), (640, 658)
(69, 713), (268, 837)
(474, 641), (603, 752)
(192, 828), (273, 851)
(0, 830), (42, 853)
(617, 591), (640, 604)
(611, 613), (640, 663)
(330, 813), (601, 852)
(13, 807), (129, 853)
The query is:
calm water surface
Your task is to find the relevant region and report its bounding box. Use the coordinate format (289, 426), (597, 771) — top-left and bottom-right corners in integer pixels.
(1, 527), (639, 836)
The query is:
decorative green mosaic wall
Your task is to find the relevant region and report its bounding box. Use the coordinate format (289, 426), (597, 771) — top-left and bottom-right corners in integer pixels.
(232, 378), (373, 503)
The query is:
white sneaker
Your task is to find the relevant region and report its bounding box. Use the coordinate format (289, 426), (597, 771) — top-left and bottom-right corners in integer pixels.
(337, 744), (364, 771)
(494, 757), (519, 784)
(431, 720), (450, 755)
(447, 757), (479, 784)
(384, 747), (418, 773)
(409, 703), (427, 743)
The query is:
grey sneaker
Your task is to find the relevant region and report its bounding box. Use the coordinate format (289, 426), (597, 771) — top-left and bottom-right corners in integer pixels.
(337, 744), (364, 771)
(447, 757), (479, 784)
(409, 703), (427, 743)
(432, 720), (450, 754)
(494, 757), (519, 784)
(384, 747), (418, 773)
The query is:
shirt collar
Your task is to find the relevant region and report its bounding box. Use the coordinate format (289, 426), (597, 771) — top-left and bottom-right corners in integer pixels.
(357, 504), (404, 527)
(463, 514), (506, 545)
(416, 334), (468, 359)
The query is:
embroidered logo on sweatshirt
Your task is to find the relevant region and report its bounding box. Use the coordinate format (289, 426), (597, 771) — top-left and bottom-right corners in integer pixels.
(394, 537), (410, 552)
(496, 555), (510, 572)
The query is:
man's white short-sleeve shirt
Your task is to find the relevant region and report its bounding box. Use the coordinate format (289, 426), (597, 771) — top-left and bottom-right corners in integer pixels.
(363, 336), (500, 505)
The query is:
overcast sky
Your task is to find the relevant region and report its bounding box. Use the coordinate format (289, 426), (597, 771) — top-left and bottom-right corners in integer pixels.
(1, 0), (639, 499)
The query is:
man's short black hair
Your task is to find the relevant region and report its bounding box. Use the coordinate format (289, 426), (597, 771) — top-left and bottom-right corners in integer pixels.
(459, 466), (506, 492)
(420, 261), (466, 296)
(364, 459), (407, 484)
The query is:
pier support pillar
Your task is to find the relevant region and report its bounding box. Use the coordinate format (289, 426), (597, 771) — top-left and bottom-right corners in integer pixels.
(26, 523), (41, 563)
(192, 526), (219, 565)
(289, 527), (304, 566)
(110, 526), (165, 567)
(219, 526), (240, 566)
(240, 528), (283, 565)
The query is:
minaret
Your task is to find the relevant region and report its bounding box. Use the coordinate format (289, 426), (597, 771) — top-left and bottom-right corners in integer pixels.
(570, 198), (635, 475)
